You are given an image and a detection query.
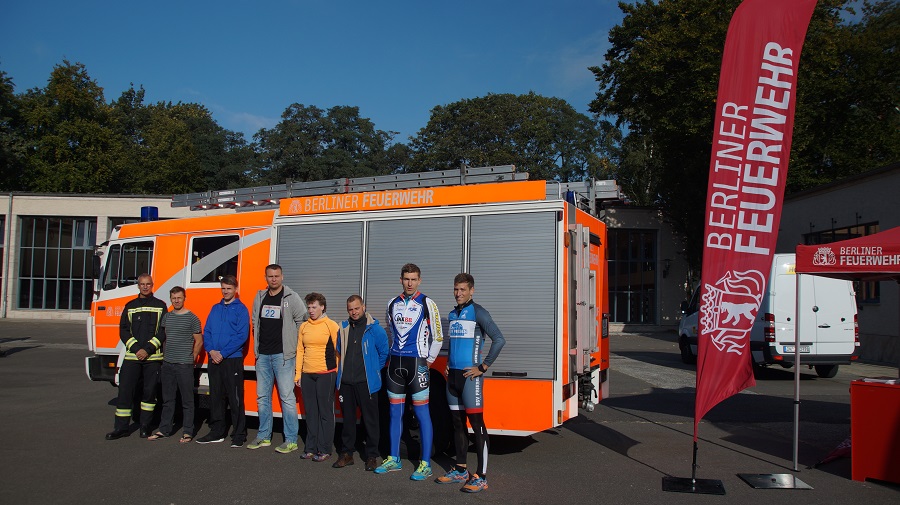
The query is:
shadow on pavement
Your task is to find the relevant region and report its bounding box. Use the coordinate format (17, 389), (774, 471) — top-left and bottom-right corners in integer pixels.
(570, 403), (801, 473)
(0, 345), (40, 356)
(614, 350), (697, 371)
(613, 349), (824, 382)
(604, 387), (850, 424)
(600, 387), (853, 470)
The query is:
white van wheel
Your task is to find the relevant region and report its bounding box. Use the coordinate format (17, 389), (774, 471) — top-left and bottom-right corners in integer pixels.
(679, 337), (696, 365)
(815, 365), (839, 378)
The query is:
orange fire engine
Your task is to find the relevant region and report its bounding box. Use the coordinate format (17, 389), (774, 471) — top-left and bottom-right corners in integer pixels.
(86, 165), (611, 436)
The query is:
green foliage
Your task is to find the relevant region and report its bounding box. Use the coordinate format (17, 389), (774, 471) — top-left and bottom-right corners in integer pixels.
(409, 92), (610, 182)
(0, 69), (27, 191)
(790, 0), (900, 191)
(5, 61), (256, 195)
(18, 61), (125, 193)
(590, 0), (899, 269)
(254, 104), (400, 184)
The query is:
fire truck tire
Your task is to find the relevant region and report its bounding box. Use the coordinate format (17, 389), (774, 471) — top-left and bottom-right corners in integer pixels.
(428, 370), (453, 456)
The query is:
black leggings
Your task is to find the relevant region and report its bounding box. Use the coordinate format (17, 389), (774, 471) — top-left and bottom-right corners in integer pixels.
(451, 409), (489, 476)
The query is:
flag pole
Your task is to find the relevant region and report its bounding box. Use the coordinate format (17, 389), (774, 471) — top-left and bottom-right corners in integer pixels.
(737, 267), (811, 490)
(793, 272), (802, 471)
(661, 433), (725, 494)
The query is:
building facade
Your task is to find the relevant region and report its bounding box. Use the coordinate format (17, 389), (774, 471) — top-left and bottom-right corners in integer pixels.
(598, 205), (691, 330)
(0, 193), (227, 320)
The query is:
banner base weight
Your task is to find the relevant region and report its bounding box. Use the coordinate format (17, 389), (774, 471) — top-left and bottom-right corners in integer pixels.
(738, 473), (812, 489)
(662, 477), (726, 495)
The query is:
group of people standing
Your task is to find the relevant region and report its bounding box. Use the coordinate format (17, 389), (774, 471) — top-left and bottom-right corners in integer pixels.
(105, 262), (505, 494)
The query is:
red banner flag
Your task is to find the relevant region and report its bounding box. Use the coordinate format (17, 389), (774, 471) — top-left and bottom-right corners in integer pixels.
(694, 0), (817, 439)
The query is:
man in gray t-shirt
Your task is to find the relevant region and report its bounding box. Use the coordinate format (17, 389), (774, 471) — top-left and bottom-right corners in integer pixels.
(149, 286), (202, 442)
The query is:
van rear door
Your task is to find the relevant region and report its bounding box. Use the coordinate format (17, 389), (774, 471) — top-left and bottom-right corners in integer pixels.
(802, 276), (857, 355)
(771, 258), (797, 350)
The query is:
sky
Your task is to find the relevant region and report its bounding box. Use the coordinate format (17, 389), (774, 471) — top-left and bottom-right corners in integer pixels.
(0, 1), (625, 144)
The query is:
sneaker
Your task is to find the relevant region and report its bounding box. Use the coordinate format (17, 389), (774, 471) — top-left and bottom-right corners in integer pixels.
(461, 475), (488, 493)
(312, 452), (331, 462)
(436, 468), (469, 484)
(247, 438), (271, 450)
(195, 434), (225, 444)
(299, 451), (315, 460)
(373, 456), (402, 474)
(410, 461), (433, 481)
(230, 440), (244, 448)
(275, 442), (298, 454)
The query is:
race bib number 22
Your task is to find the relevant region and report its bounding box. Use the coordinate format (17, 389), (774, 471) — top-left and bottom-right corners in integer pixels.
(262, 304), (282, 319)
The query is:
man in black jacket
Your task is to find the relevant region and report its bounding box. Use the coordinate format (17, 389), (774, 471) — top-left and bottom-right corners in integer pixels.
(106, 274), (168, 440)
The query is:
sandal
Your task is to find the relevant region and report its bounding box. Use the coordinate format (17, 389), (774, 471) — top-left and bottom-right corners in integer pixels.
(147, 432), (167, 441)
(180, 434), (193, 444)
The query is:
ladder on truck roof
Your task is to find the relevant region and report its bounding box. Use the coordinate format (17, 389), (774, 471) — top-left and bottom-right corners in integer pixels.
(171, 165), (528, 211)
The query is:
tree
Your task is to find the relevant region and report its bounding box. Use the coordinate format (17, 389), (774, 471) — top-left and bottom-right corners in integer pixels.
(18, 61), (126, 193)
(590, 0), (898, 269)
(788, 0), (900, 191)
(106, 86), (256, 195)
(0, 69), (27, 191)
(254, 104), (399, 184)
(409, 92), (609, 182)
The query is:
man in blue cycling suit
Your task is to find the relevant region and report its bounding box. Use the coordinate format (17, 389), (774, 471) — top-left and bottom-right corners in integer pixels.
(374, 263), (444, 481)
(435, 273), (505, 493)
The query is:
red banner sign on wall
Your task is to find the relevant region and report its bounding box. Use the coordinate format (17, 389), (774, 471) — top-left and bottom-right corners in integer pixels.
(694, 0), (818, 439)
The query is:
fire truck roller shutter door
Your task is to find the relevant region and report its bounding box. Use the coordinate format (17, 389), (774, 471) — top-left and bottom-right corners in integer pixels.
(468, 211), (557, 380)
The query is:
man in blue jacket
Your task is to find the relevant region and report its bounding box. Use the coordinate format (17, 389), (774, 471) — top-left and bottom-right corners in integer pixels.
(196, 275), (250, 447)
(333, 295), (389, 471)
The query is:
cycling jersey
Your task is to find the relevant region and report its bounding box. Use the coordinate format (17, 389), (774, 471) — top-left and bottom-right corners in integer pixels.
(446, 300), (505, 370)
(386, 291), (443, 361)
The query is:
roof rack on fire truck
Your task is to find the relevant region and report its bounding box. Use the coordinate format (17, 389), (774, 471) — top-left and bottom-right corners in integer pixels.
(545, 179), (623, 215)
(171, 165), (528, 211)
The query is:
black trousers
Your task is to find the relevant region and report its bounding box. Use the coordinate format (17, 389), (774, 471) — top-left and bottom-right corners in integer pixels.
(208, 357), (246, 443)
(301, 372), (336, 455)
(338, 381), (380, 459)
(114, 360), (161, 431)
(158, 362), (195, 436)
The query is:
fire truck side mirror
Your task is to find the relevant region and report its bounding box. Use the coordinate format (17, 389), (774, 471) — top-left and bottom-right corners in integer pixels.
(92, 254), (102, 280)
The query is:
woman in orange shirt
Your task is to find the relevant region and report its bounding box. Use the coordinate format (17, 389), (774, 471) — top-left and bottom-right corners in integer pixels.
(294, 292), (340, 461)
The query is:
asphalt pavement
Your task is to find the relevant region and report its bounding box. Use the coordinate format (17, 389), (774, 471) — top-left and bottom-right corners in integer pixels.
(1, 318), (898, 504)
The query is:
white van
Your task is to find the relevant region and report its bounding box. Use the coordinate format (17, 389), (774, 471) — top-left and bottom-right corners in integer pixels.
(678, 253), (859, 378)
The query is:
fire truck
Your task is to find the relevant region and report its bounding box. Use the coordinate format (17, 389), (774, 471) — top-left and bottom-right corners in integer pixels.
(85, 165), (611, 436)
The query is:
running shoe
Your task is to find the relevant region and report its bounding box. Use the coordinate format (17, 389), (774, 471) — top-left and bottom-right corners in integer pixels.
(247, 438), (271, 450)
(299, 451), (315, 460)
(436, 468), (469, 484)
(461, 475), (488, 493)
(410, 461), (433, 481)
(275, 442), (298, 454)
(373, 456), (402, 474)
(312, 452), (331, 462)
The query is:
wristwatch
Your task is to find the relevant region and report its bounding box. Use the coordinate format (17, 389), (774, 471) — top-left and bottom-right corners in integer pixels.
(477, 363), (487, 373)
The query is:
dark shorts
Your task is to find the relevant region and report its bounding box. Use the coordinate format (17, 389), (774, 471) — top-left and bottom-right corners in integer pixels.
(447, 368), (483, 413)
(385, 355), (430, 405)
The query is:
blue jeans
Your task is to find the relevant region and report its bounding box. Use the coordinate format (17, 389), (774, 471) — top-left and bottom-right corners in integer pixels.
(255, 353), (299, 443)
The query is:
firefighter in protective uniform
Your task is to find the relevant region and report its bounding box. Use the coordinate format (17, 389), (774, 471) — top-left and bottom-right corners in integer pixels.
(106, 274), (168, 440)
